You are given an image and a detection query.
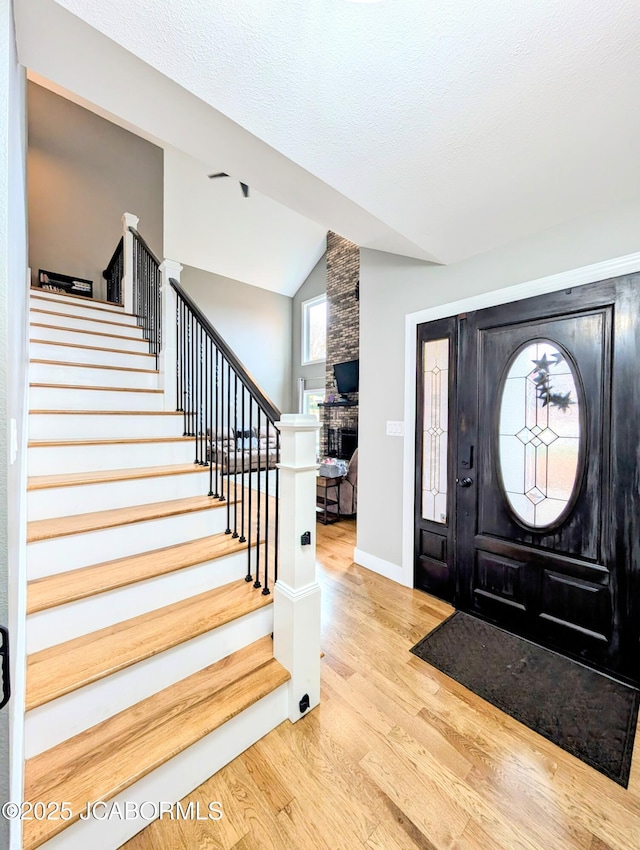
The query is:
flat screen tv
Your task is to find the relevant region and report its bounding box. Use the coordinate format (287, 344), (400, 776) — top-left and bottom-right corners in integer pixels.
(333, 359), (359, 394)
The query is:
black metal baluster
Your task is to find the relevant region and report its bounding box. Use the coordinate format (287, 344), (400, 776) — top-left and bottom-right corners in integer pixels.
(215, 347), (221, 499)
(200, 325), (206, 465)
(225, 358), (232, 534)
(181, 301), (187, 433)
(246, 397), (253, 583)
(220, 353), (226, 502)
(274, 429), (280, 583)
(144, 249), (149, 339)
(232, 374), (239, 538)
(239, 385), (246, 544)
(208, 336), (214, 495)
(195, 315), (199, 451)
(254, 407), (262, 589)
(197, 323), (203, 464)
(185, 309), (190, 434)
(175, 291), (180, 413)
(189, 311), (194, 437)
(263, 419), (270, 595)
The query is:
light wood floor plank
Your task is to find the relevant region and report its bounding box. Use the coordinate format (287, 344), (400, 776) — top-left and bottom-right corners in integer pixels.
(121, 519), (640, 850)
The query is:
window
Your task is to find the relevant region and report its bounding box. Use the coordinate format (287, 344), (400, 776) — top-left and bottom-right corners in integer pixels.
(498, 339), (581, 528)
(421, 338), (449, 524)
(302, 295), (327, 365)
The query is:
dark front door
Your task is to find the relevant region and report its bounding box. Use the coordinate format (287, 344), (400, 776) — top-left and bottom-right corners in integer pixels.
(415, 274), (640, 683)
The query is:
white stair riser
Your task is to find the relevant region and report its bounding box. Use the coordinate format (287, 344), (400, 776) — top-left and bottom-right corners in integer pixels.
(30, 362), (159, 390)
(29, 385), (163, 411)
(30, 340), (155, 369)
(27, 548), (251, 652)
(28, 469), (209, 520)
(24, 605), (274, 758)
(30, 325), (149, 352)
(28, 439), (194, 476)
(29, 297), (137, 326)
(28, 504), (232, 577)
(30, 309), (144, 337)
(29, 289), (124, 312)
(30, 684), (288, 850)
(28, 411), (183, 442)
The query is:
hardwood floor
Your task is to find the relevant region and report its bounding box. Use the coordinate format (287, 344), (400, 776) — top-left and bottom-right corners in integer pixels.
(122, 519), (640, 850)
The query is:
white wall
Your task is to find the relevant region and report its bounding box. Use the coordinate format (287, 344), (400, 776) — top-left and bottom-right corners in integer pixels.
(357, 197), (640, 576)
(163, 149), (326, 298)
(180, 265), (293, 414)
(28, 82), (163, 300)
(0, 2), (29, 847)
(291, 251), (327, 407)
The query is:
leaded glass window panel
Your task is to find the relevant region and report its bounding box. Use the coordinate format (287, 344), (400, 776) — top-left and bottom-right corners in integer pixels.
(422, 338), (449, 524)
(498, 340), (581, 529)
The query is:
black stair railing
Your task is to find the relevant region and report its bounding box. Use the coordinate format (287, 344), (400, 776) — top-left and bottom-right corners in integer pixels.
(129, 228), (162, 366)
(103, 236), (124, 305)
(102, 228), (162, 366)
(171, 278), (281, 595)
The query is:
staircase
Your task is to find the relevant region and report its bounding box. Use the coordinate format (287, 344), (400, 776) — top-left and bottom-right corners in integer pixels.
(22, 288), (291, 850)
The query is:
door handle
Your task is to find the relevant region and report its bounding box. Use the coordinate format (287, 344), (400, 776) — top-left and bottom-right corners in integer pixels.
(457, 477), (473, 488)
(0, 627), (9, 710)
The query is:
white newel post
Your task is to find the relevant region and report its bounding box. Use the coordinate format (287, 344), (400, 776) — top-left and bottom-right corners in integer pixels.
(274, 414), (322, 722)
(122, 212), (139, 314)
(159, 259), (182, 411)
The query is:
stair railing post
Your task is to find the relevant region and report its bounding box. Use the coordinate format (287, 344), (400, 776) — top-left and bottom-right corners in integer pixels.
(273, 413), (321, 723)
(122, 212), (139, 315)
(159, 259), (182, 412)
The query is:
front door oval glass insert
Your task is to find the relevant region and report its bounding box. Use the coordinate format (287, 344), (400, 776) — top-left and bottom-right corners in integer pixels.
(498, 340), (581, 529)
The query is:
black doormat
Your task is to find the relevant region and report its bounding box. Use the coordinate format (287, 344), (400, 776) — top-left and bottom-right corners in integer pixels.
(411, 611), (639, 787)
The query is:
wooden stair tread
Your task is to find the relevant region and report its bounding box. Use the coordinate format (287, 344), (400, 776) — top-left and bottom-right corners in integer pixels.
(30, 322), (145, 343)
(30, 288), (127, 312)
(30, 307), (138, 331)
(29, 382), (162, 393)
(28, 435), (191, 448)
(27, 494), (229, 543)
(28, 463), (208, 491)
(26, 579), (273, 711)
(23, 639), (288, 850)
(30, 358), (158, 374)
(28, 532), (259, 613)
(30, 337), (155, 358)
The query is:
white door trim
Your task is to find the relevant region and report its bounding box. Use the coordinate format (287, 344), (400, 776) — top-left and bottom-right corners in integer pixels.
(401, 251), (640, 590)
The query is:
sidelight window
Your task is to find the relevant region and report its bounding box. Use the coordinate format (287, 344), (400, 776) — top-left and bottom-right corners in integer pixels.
(498, 340), (581, 529)
(421, 338), (449, 524)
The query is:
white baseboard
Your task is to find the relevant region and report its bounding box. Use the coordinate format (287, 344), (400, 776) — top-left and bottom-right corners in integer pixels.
(353, 547), (411, 587)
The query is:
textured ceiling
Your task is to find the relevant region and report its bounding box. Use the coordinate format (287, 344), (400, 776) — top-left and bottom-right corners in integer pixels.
(22, 0), (640, 265)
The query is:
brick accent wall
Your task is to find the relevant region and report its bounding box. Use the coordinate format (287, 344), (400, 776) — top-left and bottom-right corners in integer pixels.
(321, 232), (359, 457)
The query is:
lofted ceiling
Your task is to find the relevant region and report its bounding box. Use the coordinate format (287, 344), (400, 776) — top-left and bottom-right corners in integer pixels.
(15, 0), (640, 276)
(163, 148), (327, 296)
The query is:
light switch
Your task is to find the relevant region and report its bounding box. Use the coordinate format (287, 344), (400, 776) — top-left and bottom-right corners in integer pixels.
(386, 421), (404, 437)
